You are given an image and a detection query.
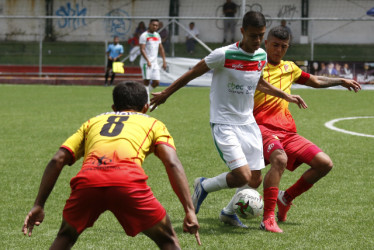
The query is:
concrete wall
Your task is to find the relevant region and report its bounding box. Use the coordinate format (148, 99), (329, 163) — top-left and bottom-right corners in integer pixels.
(0, 0), (373, 44)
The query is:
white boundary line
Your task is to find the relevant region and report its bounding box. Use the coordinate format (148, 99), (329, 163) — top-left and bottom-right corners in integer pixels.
(324, 116), (374, 138)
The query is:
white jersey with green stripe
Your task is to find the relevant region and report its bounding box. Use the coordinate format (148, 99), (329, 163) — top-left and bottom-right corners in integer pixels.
(139, 31), (161, 67)
(204, 42), (267, 125)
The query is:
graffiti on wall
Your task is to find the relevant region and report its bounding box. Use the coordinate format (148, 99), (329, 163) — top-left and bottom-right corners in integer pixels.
(277, 4), (297, 18)
(104, 9), (131, 39)
(55, 2), (87, 30)
(215, 2), (272, 30)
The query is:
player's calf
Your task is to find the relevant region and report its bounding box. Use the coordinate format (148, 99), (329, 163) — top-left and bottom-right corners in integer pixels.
(143, 215), (180, 249)
(50, 219), (79, 249)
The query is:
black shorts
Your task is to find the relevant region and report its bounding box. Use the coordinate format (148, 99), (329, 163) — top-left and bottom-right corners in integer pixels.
(107, 59), (114, 69)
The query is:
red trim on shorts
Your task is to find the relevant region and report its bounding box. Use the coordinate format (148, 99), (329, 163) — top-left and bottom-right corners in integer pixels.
(288, 144), (322, 171)
(60, 146), (76, 164)
(299, 145), (322, 164)
(263, 140), (283, 165)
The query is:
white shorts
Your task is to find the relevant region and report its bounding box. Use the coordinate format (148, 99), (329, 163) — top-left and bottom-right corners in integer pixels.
(211, 123), (265, 171)
(140, 61), (160, 81)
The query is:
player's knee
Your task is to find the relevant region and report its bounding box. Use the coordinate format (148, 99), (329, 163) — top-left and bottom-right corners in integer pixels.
(248, 170), (262, 189)
(313, 154), (333, 176)
(320, 157), (333, 175)
(270, 150), (288, 171)
(249, 176), (262, 189)
(236, 174), (251, 187)
(230, 168), (251, 187)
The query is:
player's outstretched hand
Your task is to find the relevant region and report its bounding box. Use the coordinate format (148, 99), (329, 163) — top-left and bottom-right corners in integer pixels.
(286, 94), (308, 109)
(150, 91), (168, 112)
(341, 79), (361, 92)
(183, 210), (201, 246)
(22, 205), (45, 237)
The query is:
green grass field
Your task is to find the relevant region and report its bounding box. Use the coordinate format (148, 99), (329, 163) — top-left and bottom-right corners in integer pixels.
(1, 84), (373, 249)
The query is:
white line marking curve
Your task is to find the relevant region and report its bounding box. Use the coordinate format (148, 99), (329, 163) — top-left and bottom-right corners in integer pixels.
(324, 116), (374, 138)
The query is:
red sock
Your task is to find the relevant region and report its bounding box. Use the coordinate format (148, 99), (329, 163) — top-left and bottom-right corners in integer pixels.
(263, 187), (278, 218)
(285, 177), (313, 203)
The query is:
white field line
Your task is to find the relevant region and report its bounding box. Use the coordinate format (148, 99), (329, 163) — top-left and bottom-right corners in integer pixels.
(324, 116), (374, 138)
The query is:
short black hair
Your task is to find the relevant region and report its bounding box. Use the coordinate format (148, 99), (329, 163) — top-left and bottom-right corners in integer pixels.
(150, 19), (159, 23)
(113, 81), (147, 111)
(242, 11), (266, 30)
(267, 25), (290, 41)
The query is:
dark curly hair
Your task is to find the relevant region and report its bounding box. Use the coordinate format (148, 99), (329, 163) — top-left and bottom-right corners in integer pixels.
(113, 81), (147, 111)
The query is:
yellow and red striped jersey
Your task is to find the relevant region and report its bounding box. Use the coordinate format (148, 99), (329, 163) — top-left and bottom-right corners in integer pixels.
(254, 60), (310, 132)
(61, 111), (175, 189)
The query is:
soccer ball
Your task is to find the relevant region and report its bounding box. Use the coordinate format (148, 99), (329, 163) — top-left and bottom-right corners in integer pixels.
(233, 189), (264, 219)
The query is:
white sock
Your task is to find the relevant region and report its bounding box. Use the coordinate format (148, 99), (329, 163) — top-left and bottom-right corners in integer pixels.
(201, 172), (228, 193)
(145, 86), (150, 104)
(223, 185), (255, 215)
(149, 84), (154, 92)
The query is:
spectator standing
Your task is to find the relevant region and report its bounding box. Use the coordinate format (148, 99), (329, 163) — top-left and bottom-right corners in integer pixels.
(186, 22), (199, 54)
(281, 20), (293, 43)
(135, 21), (146, 37)
(223, 0), (237, 43)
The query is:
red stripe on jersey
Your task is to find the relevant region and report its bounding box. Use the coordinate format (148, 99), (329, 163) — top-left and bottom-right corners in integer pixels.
(289, 63), (294, 83)
(137, 120), (157, 157)
(295, 71), (310, 84)
(224, 59), (266, 71)
(279, 65), (284, 89)
(147, 37), (159, 41)
(265, 66), (271, 103)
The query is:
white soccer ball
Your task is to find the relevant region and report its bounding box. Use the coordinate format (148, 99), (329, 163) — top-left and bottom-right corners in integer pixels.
(233, 189), (264, 219)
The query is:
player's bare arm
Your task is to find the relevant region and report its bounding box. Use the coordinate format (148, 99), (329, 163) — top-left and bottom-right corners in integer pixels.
(306, 75), (361, 92)
(257, 77), (308, 109)
(159, 43), (167, 70)
(140, 44), (151, 67)
(150, 59), (210, 111)
(22, 148), (73, 237)
(154, 144), (201, 245)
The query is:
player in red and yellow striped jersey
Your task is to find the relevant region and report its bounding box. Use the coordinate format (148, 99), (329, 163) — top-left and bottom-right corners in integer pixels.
(255, 26), (360, 230)
(22, 82), (200, 248)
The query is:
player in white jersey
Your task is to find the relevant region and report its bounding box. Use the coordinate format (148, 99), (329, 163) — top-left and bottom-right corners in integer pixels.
(139, 19), (167, 102)
(150, 11), (307, 232)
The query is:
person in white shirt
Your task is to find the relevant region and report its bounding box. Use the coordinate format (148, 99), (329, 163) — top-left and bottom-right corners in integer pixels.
(150, 11), (307, 233)
(139, 19), (167, 102)
(186, 22), (199, 54)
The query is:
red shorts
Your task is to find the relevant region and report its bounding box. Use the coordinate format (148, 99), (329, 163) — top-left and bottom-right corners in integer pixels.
(259, 125), (322, 171)
(62, 185), (166, 237)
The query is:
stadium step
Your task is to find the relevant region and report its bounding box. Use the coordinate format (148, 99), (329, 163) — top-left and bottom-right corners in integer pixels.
(0, 65), (142, 85)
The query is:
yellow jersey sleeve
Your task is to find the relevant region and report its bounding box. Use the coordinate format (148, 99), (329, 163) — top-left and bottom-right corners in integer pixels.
(152, 120), (176, 150)
(61, 122), (86, 164)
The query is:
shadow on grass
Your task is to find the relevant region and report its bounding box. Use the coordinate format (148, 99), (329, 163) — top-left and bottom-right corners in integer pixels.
(173, 217), (263, 236)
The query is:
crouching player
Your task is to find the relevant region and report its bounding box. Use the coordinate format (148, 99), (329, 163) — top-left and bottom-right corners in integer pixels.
(22, 82), (200, 249)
